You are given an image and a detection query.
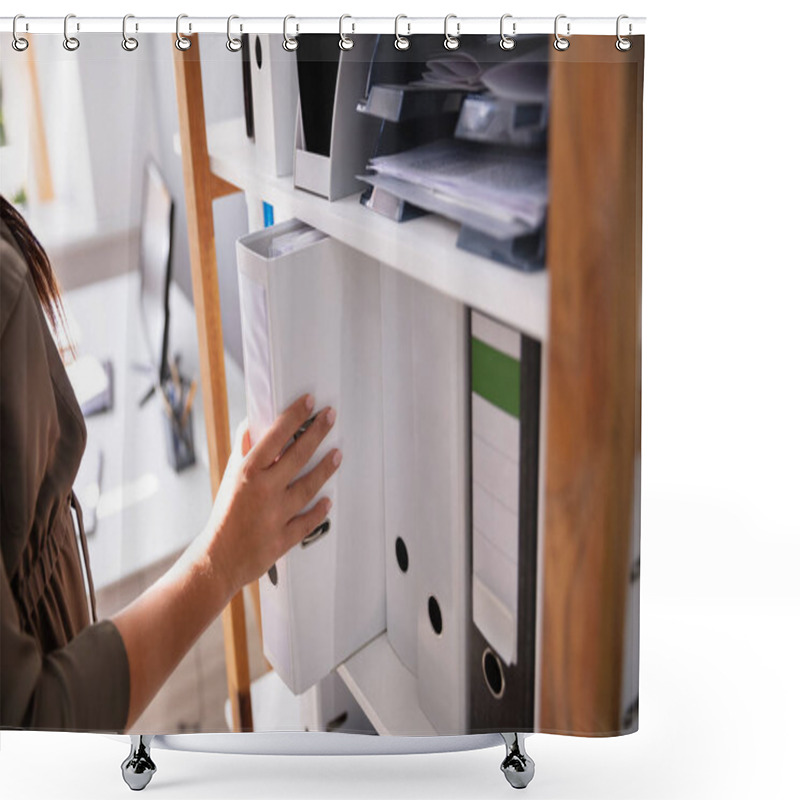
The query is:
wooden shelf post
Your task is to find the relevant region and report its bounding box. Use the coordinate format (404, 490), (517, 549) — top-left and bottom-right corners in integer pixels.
(172, 34), (253, 733)
(541, 35), (644, 735)
(24, 38), (55, 203)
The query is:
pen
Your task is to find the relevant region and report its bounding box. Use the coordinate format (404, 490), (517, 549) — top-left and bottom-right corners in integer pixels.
(159, 381), (192, 452)
(169, 357), (182, 408)
(180, 379), (197, 428)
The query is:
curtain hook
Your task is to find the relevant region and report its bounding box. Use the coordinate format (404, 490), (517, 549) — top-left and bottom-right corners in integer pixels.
(444, 14), (460, 51)
(394, 15), (410, 51)
(283, 15), (298, 51)
(12, 14), (29, 52)
(122, 14), (139, 51)
(63, 13), (80, 51)
(616, 14), (632, 51)
(226, 15), (243, 52)
(175, 14), (191, 50)
(339, 14), (355, 51)
(553, 14), (570, 51)
(500, 14), (516, 51)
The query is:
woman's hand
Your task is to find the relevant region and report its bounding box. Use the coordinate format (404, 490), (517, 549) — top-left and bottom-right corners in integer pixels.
(202, 393), (341, 599)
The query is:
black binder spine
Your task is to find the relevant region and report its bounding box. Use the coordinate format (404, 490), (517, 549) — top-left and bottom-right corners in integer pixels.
(468, 311), (541, 732)
(241, 33), (254, 140)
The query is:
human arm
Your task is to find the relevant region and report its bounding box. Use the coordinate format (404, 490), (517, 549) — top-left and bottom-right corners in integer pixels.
(111, 394), (340, 730)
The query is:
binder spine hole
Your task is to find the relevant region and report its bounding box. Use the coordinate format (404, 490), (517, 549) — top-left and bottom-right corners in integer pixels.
(395, 536), (409, 573)
(267, 564), (279, 586)
(301, 518), (331, 548)
(428, 595), (443, 635)
(254, 35), (263, 69)
(482, 648), (506, 699)
(325, 711), (348, 732)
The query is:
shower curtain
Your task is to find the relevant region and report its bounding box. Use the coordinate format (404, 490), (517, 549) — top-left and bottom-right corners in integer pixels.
(0, 23), (643, 741)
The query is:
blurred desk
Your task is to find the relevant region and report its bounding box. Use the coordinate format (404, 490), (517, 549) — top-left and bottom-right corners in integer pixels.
(63, 271), (246, 591)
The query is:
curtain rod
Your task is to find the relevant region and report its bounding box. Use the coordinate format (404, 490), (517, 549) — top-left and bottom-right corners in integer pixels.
(0, 16), (646, 37)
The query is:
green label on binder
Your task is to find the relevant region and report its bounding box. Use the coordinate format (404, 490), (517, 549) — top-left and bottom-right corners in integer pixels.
(471, 338), (520, 419)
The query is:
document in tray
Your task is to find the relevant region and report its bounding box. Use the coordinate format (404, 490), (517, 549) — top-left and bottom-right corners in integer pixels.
(266, 223), (326, 258)
(411, 48), (548, 103)
(359, 173), (530, 240)
(414, 52), (484, 90)
(364, 140), (547, 234)
(480, 52), (549, 104)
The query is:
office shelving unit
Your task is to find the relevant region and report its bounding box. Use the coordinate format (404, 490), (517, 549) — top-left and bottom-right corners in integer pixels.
(172, 33), (643, 737)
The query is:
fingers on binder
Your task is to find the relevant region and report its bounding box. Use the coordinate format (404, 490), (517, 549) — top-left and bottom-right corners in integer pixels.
(237, 220), (385, 695)
(381, 270), (470, 734)
(469, 311), (541, 731)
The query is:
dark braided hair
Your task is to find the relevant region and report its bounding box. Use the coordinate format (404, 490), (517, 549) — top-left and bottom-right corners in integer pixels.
(1, 195), (67, 336)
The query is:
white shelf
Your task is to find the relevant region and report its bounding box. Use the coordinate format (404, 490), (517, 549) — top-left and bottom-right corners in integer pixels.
(179, 118), (549, 342)
(337, 632), (436, 737)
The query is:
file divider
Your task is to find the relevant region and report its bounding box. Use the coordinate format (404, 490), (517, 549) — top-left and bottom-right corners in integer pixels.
(293, 34), (381, 201)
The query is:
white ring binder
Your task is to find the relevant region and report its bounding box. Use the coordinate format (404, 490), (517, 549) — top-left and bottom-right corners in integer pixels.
(63, 13), (79, 51)
(553, 14), (570, 51)
(226, 14), (242, 52)
(175, 13), (191, 50)
(499, 14), (516, 51)
(616, 14), (632, 51)
(121, 14), (138, 51)
(394, 15), (410, 50)
(339, 14), (354, 51)
(11, 14), (28, 51)
(283, 14), (298, 51)
(443, 14), (460, 50)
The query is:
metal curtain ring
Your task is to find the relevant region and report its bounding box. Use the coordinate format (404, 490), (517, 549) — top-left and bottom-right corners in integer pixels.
(444, 14), (460, 51)
(553, 14), (570, 51)
(616, 14), (632, 51)
(226, 15), (242, 52)
(394, 15), (410, 50)
(175, 14), (191, 50)
(63, 14), (80, 51)
(339, 14), (354, 50)
(500, 14), (516, 50)
(12, 14), (29, 52)
(283, 15), (298, 51)
(122, 14), (139, 51)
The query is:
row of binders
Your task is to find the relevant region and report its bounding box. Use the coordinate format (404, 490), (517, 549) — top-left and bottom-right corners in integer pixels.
(237, 219), (543, 734)
(241, 33), (549, 273)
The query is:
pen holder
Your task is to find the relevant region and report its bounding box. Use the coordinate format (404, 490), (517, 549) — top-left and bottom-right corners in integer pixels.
(162, 404), (195, 473)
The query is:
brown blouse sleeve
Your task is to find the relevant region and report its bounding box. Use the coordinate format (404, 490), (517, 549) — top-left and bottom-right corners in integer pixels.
(1, 548), (130, 731)
(1, 230), (130, 731)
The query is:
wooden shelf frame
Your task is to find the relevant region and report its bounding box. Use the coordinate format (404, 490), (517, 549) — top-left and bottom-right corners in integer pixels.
(172, 33), (643, 736)
(173, 36), (252, 733)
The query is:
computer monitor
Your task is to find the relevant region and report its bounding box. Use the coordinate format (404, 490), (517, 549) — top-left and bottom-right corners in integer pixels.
(139, 159), (174, 386)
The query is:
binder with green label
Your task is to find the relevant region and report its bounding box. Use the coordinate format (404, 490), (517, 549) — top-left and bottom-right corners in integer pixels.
(469, 310), (542, 732)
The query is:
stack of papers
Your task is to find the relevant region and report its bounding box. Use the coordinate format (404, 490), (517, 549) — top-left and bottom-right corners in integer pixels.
(361, 140), (547, 240)
(267, 223), (327, 258)
(414, 52), (485, 90)
(412, 50), (548, 103)
(481, 53), (549, 104)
